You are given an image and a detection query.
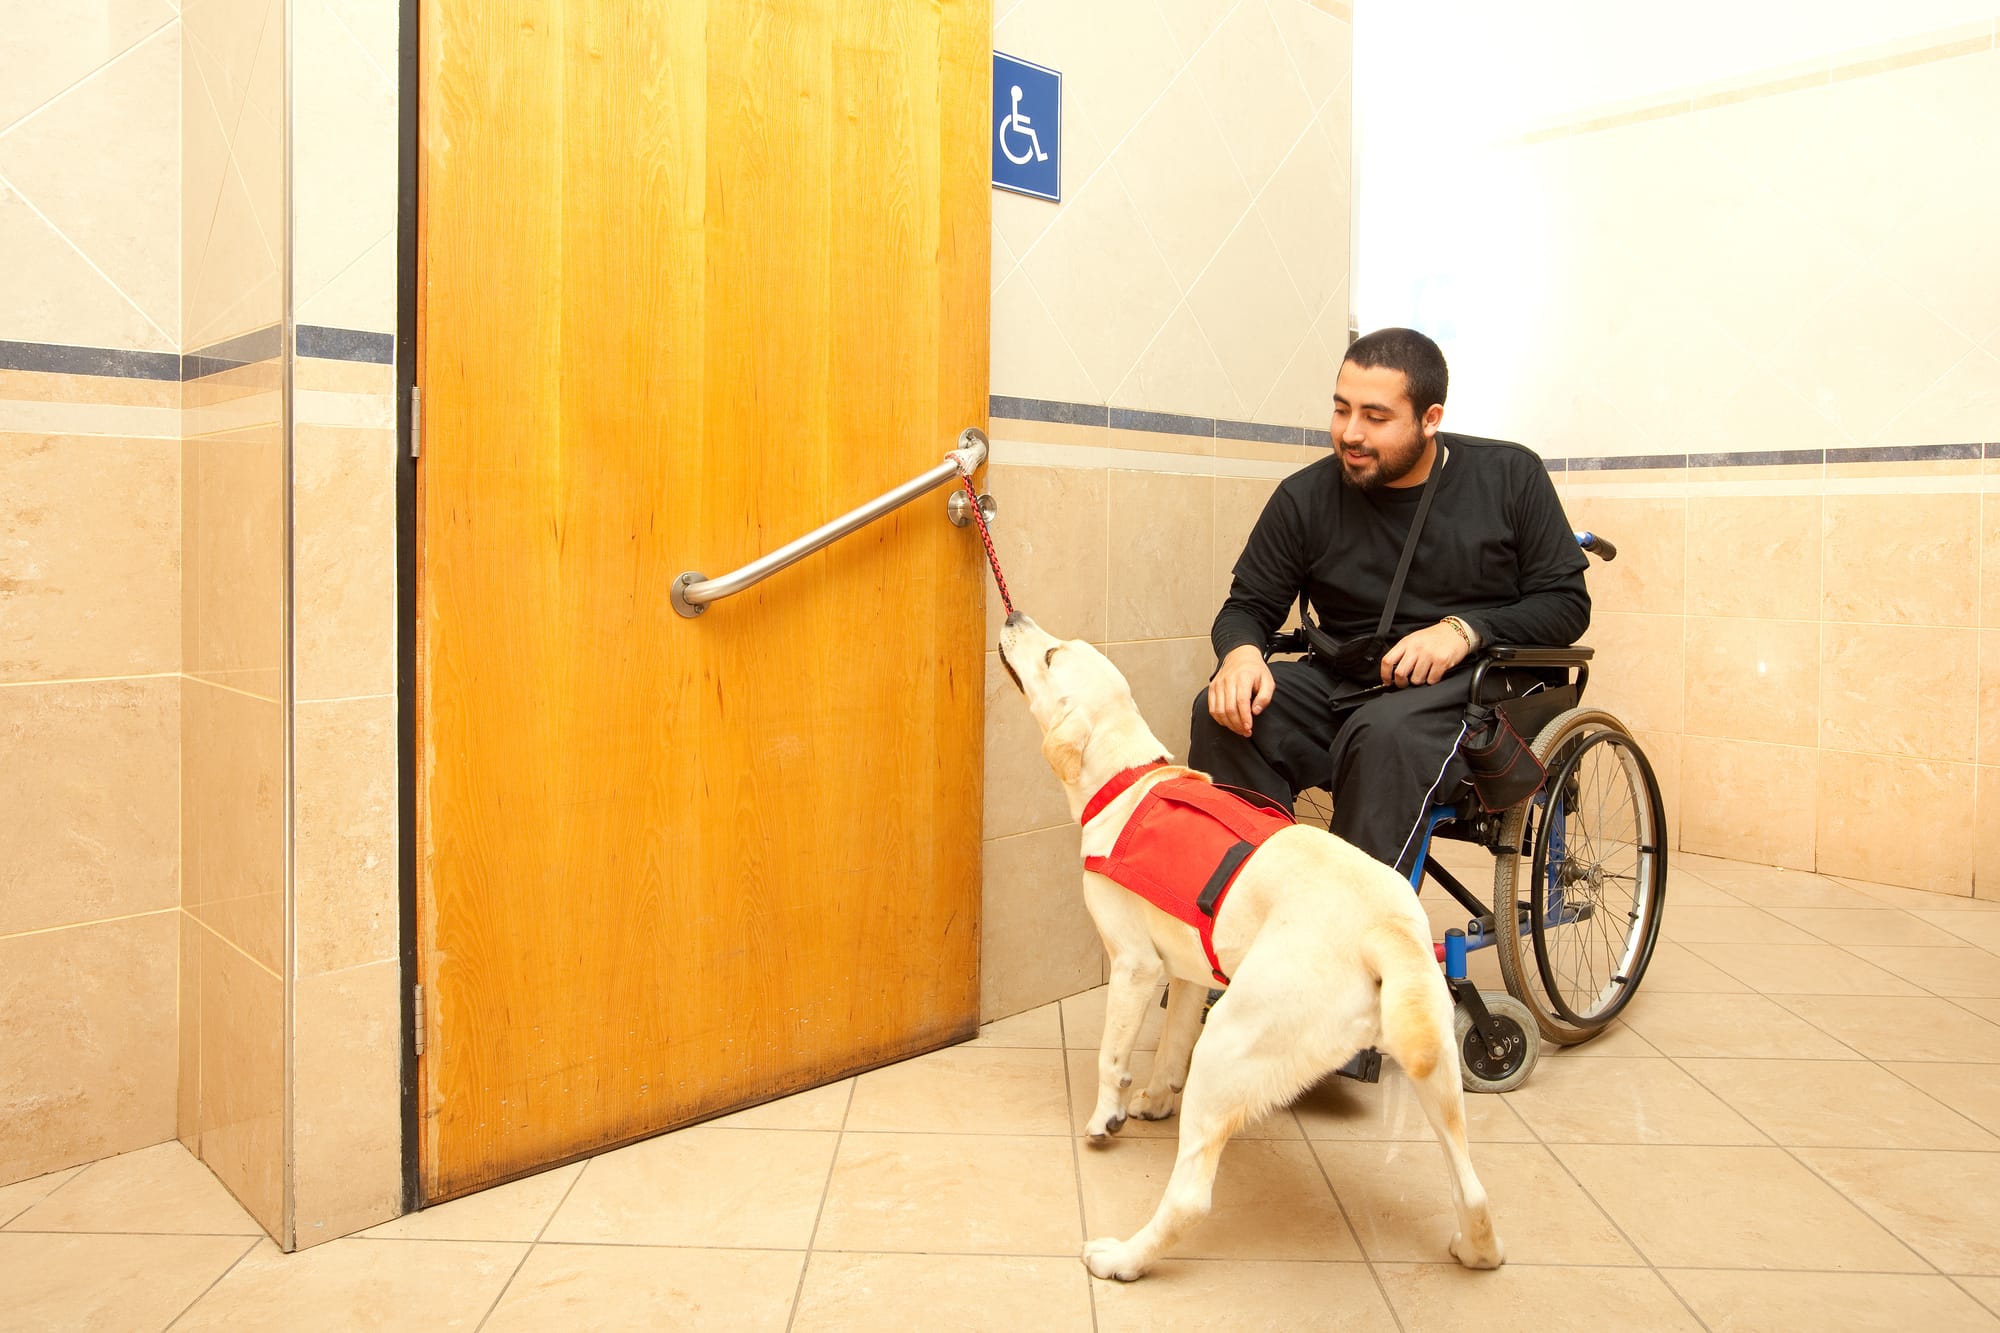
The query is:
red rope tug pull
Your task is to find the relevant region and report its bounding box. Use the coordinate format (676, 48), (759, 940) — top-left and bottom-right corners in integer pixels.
(955, 462), (1015, 618)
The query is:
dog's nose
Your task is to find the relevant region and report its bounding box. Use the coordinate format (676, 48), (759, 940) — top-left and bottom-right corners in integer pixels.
(1004, 611), (1024, 627)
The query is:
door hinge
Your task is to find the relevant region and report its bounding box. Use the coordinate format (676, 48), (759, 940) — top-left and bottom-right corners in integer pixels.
(410, 384), (423, 460)
(412, 983), (426, 1056)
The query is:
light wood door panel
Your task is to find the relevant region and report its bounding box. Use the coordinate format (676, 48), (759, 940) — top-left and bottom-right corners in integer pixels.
(418, 0), (989, 1201)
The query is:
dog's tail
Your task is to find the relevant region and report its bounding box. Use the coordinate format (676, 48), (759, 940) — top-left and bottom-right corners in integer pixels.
(1362, 922), (1448, 1082)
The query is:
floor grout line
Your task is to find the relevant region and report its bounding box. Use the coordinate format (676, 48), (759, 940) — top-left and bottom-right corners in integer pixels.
(472, 1152), (590, 1332)
(785, 1077), (858, 1332)
(1509, 1075), (1718, 1332)
(1060, 996), (1103, 1333)
(1299, 1101), (1408, 1331)
(161, 1236), (262, 1331)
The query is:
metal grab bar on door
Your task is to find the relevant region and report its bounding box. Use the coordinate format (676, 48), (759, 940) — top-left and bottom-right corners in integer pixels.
(670, 428), (992, 617)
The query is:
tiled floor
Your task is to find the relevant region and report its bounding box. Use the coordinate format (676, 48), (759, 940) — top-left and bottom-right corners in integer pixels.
(8, 851), (2000, 1330)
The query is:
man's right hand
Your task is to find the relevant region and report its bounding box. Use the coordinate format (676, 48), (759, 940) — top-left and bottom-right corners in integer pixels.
(1207, 645), (1275, 737)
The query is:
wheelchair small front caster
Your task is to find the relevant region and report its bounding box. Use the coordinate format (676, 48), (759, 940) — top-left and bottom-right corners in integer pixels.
(1453, 992), (1540, 1093)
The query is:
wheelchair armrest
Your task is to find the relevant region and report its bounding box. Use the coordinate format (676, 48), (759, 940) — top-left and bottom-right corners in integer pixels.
(1266, 627), (1309, 656)
(1468, 644), (1593, 706)
(1481, 645), (1594, 667)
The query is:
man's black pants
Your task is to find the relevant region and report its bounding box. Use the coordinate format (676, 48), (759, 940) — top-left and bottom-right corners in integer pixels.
(1187, 659), (1473, 879)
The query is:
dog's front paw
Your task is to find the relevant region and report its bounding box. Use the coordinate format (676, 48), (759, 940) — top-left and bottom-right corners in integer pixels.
(1083, 1237), (1149, 1282)
(1128, 1087), (1180, 1121)
(1084, 1111), (1128, 1143)
(1449, 1228), (1505, 1270)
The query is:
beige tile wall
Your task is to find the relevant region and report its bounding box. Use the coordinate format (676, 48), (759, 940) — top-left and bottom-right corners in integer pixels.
(1495, 29), (2000, 899)
(992, 0), (1350, 429)
(0, 4), (184, 1188)
(179, 0), (290, 1239)
(284, 0), (403, 1247)
(980, 0), (1353, 1020)
(1564, 465), (1996, 898)
(287, 359), (401, 1247)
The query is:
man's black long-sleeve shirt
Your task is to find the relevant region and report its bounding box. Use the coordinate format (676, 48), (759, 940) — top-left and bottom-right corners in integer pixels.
(1211, 432), (1590, 661)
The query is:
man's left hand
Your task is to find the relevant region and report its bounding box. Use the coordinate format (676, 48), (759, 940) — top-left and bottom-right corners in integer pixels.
(1380, 622), (1471, 688)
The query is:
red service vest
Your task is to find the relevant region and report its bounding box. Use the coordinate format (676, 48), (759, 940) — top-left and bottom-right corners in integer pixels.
(1082, 767), (1293, 985)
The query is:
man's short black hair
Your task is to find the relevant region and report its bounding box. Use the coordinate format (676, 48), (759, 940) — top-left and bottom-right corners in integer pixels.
(1344, 327), (1448, 419)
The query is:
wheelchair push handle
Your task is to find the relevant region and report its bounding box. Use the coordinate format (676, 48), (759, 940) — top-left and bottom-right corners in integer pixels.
(1575, 531), (1617, 561)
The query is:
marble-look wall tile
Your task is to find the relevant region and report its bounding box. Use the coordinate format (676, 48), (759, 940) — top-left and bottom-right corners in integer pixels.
(292, 0), (396, 325)
(1107, 469), (1214, 641)
(1679, 736), (1817, 871)
(1683, 618), (1818, 748)
(1685, 495), (1821, 622)
(1817, 751), (1976, 896)
(1983, 492), (2000, 630)
(0, 912), (177, 1183)
(184, 918), (285, 1237)
(0, 435), (180, 683)
(294, 696), (397, 975)
(0, 678), (178, 935)
(1977, 765), (1999, 901)
(181, 677), (284, 975)
(1820, 623), (1978, 763)
(293, 424), (396, 701)
(982, 824), (1100, 1022)
(1822, 493), (1980, 628)
(0, 24), (181, 343)
(1982, 630), (2000, 768)
(292, 961), (401, 1248)
(186, 427), (285, 692)
(0, 0), (174, 132)
(1105, 636), (1216, 767)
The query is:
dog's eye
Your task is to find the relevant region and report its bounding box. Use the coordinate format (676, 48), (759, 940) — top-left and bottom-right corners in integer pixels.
(1044, 647), (1059, 666)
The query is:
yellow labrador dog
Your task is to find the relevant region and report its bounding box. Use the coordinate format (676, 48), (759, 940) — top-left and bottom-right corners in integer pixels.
(997, 612), (1503, 1282)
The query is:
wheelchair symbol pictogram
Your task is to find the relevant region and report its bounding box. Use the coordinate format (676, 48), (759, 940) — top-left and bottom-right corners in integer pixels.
(998, 84), (1049, 166)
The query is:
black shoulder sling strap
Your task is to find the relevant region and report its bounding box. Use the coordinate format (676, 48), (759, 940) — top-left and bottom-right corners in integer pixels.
(1300, 445), (1445, 682)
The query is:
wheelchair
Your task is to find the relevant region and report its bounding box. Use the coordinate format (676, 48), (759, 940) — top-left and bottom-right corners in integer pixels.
(1279, 532), (1668, 1093)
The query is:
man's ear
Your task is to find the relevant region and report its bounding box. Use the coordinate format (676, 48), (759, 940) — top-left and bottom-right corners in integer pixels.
(1421, 402), (1444, 439)
(1040, 707), (1090, 785)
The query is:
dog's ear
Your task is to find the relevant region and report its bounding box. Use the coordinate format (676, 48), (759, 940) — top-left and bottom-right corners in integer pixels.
(1040, 707), (1090, 785)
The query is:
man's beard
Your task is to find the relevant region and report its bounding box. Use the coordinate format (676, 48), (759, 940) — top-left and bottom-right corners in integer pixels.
(1337, 425), (1430, 492)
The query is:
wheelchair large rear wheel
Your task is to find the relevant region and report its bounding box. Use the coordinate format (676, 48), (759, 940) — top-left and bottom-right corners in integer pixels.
(1492, 708), (1667, 1045)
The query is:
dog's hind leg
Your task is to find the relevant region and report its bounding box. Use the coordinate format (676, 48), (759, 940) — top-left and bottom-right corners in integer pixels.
(1086, 952), (1165, 1142)
(1083, 987), (1311, 1281)
(1369, 928), (1504, 1271)
(1130, 978), (1204, 1122)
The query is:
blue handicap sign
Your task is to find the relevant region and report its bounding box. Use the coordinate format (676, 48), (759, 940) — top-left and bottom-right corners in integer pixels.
(992, 52), (1061, 203)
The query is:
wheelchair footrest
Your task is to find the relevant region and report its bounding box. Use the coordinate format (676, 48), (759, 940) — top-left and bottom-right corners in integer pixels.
(1334, 1047), (1382, 1084)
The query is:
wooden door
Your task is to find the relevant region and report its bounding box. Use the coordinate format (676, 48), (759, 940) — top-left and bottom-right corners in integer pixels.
(417, 0), (989, 1202)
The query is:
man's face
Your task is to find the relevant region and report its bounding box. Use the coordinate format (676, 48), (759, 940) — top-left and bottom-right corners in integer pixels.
(1330, 361), (1437, 490)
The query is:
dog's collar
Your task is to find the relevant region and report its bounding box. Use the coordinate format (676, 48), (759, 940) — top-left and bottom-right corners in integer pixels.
(1080, 760), (1171, 826)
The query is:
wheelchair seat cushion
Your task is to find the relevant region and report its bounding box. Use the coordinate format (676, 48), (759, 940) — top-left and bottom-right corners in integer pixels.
(1083, 776), (1294, 985)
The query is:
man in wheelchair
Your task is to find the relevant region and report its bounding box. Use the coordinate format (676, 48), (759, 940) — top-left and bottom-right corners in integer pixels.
(1190, 327), (1589, 880)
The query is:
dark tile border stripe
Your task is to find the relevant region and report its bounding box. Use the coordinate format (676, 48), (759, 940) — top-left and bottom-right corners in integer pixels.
(1, 327), (396, 383)
(1827, 442), (1982, 464)
(183, 324), (285, 380)
(992, 396), (2000, 470)
(1216, 417), (1308, 445)
(1689, 447), (1825, 468)
(987, 393), (1107, 427)
(1109, 405), (1213, 437)
(1562, 452), (1690, 471)
(297, 324), (395, 364)
(0, 338), (180, 381)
